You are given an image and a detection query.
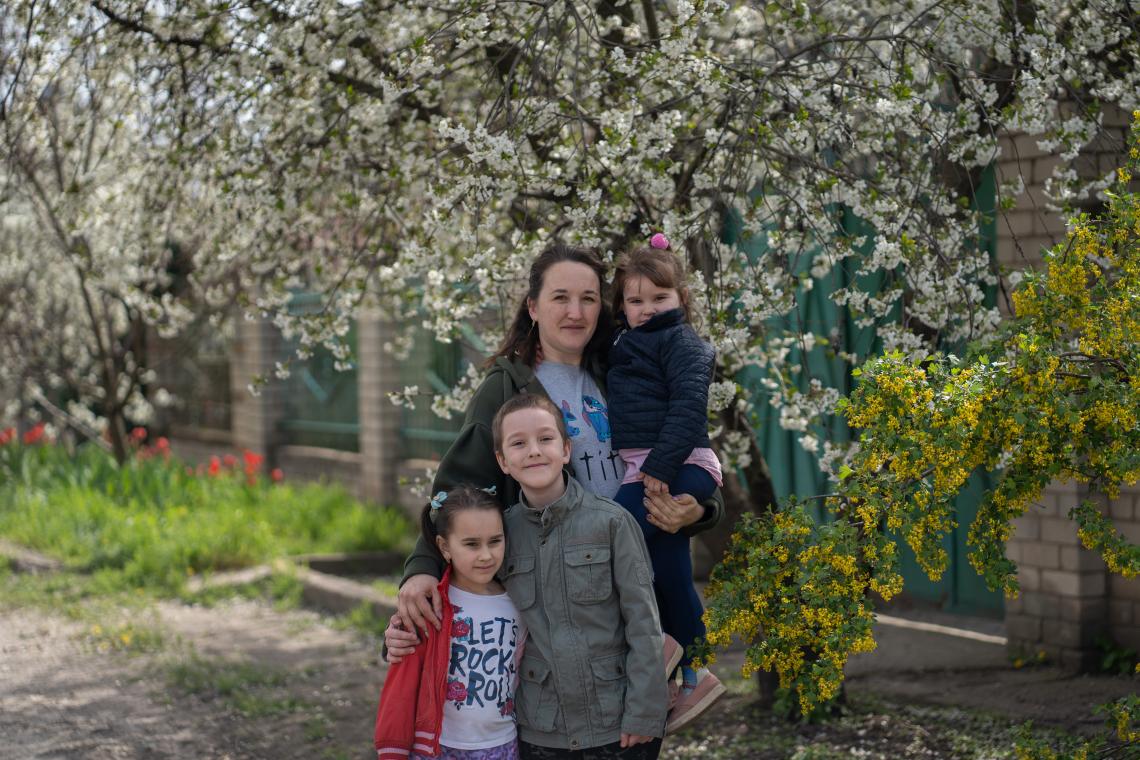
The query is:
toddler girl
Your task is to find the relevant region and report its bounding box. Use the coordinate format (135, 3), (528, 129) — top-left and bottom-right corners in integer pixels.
(375, 484), (525, 760)
(607, 234), (726, 732)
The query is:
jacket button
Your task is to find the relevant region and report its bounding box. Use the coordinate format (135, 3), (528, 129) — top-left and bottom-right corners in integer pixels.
(528, 669), (534, 677)
(585, 553), (591, 559)
(617, 665), (624, 673)
(508, 565), (514, 572)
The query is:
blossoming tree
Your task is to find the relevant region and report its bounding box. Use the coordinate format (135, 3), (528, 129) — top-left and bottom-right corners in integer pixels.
(0, 4), (222, 460)
(700, 125), (1139, 719)
(5, 0), (1140, 718)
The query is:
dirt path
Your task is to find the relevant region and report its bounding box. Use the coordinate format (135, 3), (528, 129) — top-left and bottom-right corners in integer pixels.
(0, 600), (385, 760)
(3, 594), (1135, 759)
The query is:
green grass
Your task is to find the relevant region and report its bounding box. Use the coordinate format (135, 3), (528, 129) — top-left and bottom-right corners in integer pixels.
(370, 576), (401, 597)
(180, 570), (307, 611)
(331, 600), (389, 638)
(165, 655), (311, 717)
(0, 441), (414, 594)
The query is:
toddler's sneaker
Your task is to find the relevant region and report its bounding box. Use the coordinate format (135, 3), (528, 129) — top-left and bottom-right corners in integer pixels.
(662, 634), (683, 676)
(665, 670), (726, 734)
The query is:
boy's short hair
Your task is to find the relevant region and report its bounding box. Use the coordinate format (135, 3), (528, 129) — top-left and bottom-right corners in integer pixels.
(492, 393), (569, 452)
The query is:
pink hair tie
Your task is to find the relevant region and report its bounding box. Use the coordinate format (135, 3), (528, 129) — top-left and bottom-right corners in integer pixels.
(650, 233), (670, 249)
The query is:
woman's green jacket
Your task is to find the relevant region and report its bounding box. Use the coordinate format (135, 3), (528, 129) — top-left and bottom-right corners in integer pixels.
(400, 355), (725, 583)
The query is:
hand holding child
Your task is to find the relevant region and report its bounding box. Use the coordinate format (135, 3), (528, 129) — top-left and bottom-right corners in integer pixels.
(396, 573), (442, 636)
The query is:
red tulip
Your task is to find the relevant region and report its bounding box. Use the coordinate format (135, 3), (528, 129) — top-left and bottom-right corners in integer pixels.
(23, 423), (46, 446)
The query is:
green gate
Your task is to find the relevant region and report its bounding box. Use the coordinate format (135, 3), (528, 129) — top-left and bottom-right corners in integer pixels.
(277, 294), (361, 452)
(730, 166), (1003, 617)
(398, 327), (468, 460)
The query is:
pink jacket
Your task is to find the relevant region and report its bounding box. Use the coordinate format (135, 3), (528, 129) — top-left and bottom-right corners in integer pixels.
(374, 569), (455, 759)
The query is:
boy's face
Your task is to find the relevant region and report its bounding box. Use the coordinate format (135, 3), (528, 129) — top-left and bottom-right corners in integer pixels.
(495, 407), (571, 495)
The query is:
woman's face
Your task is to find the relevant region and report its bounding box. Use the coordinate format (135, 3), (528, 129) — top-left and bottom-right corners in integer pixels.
(527, 261), (602, 365)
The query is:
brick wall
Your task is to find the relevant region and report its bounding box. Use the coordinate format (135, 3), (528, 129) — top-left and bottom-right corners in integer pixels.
(1107, 485), (1140, 652)
(276, 445), (364, 497)
(998, 104), (1135, 669)
(1005, 482), (1109, 669)
(358, 313), (404, 508)
(229, 317), (285, 461)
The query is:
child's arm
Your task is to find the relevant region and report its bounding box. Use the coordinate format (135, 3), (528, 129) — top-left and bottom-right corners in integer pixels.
(640, 328), (715, 485)
(610, 510), (668, 738)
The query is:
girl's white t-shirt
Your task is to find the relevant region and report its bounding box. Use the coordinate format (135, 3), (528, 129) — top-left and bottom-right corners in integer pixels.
(439, 585), (525, 750)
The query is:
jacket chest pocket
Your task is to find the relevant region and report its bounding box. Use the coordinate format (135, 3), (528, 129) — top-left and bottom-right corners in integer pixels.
(501, 554), (536, 610)
(564, 545), (612, 604)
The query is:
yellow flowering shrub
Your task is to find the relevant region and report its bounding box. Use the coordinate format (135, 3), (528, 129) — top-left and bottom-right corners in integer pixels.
(700, 112), (1140, 721)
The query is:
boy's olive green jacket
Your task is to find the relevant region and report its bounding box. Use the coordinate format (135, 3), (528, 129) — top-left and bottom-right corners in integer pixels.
(502, 475), (667, 747)
(400, 355), (725, 583)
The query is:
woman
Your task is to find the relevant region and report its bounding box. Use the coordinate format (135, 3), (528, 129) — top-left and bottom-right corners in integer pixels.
(387, 243), (723, 641)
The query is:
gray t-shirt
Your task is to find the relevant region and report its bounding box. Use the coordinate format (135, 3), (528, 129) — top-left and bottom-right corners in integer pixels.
(534, 361), (626, 499)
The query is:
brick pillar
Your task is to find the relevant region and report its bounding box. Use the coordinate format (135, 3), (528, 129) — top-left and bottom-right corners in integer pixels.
(229, 316), (284, 462)
(1005, 481), (1108, 670)
(1107, 485), (1140, 651)
(358, 313), (403, 507)
(996, 103), (1131, 670)
(994, 104), (1131, 312)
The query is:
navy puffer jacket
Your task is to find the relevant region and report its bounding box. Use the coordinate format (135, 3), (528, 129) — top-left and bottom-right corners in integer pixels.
(607, 308), (715, 484)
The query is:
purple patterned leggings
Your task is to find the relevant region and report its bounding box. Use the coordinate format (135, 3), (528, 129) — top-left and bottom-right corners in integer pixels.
(411, 739), (520, 760)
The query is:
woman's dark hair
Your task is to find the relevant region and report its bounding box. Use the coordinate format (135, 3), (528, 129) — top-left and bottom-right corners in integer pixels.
(611, 245), (699, 328)
(420, 484), (503, 560)
(487, 243), (613, 368)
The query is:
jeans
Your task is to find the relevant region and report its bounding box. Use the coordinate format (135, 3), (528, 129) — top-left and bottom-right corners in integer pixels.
(613, 464), (717, 669)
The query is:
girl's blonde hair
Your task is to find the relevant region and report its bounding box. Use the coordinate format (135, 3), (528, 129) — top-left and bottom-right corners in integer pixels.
(611, 245), (699, 328)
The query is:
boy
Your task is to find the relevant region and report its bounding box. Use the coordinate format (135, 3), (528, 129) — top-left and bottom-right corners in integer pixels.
(492, 393), (668, 759)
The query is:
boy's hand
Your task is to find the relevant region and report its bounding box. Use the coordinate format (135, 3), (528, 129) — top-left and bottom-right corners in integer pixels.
(620, 733), (653, 747)
(383, 614), (421, 664)
(639, 472), (669, 495)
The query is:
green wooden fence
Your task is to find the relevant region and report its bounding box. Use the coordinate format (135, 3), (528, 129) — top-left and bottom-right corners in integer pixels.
(278, 294), (361, 452)
(729, 165), (1003, 617)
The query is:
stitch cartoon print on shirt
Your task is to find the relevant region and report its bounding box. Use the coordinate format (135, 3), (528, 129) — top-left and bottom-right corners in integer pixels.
(581, 395), (611, 442)
(559, 400), (581, 438)
(448, 607), (520, 715)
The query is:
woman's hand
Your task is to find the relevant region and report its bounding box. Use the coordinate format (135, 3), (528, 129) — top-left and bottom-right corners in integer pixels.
(620, 733), (653, 748)
(643, 490), (704, 534)
(383, 614), (421, 664)
(397, 573), (442, 636)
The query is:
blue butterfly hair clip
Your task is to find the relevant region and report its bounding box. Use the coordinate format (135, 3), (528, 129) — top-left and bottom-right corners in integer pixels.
(430, 491), (448, 512)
